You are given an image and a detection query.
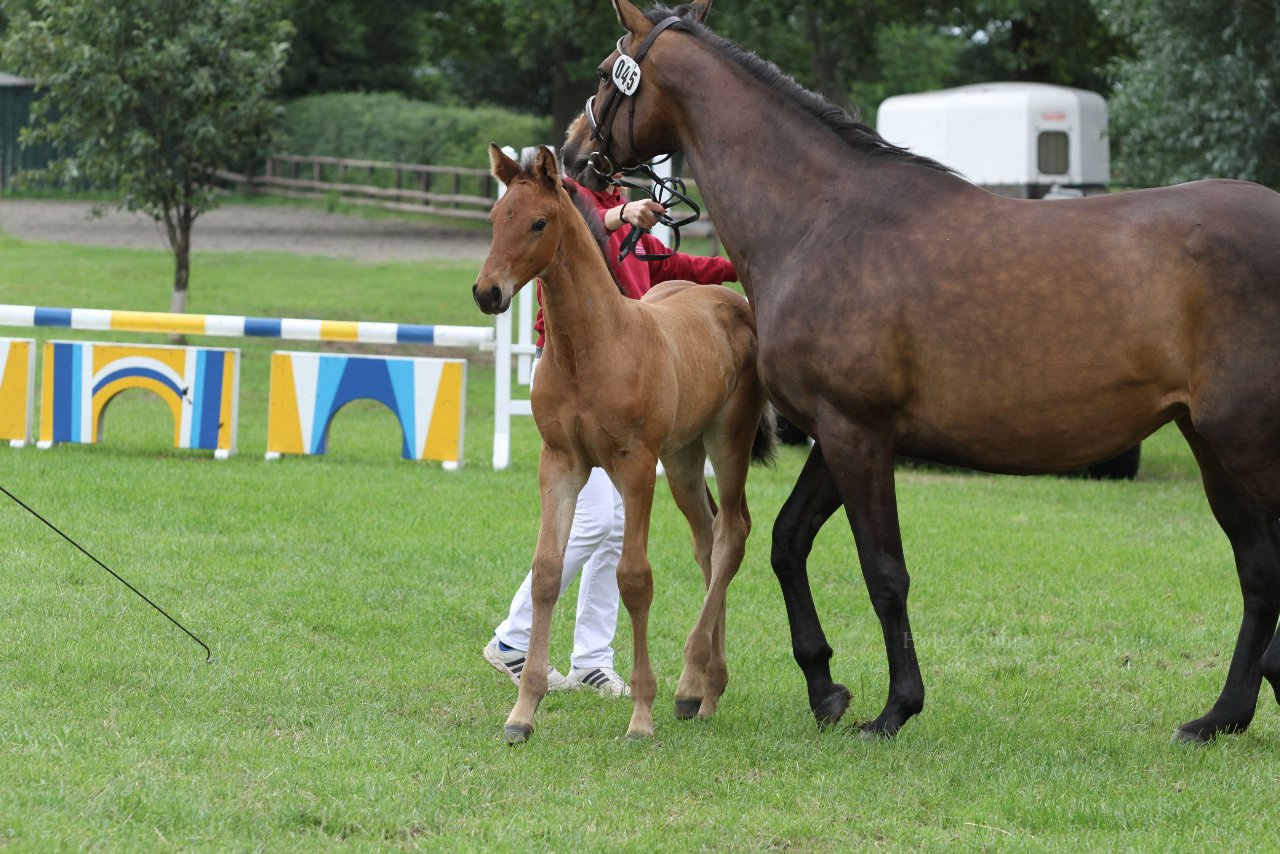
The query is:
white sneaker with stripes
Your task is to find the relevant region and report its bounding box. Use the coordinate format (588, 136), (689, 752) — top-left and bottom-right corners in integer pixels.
(569, 666), (631, 698)
(483, 638), (571, 692)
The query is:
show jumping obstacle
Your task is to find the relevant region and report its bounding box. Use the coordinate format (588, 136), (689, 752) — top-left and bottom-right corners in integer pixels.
(0, 304), (487, 465)
(40, 339), (240, 458)
(0, 337), (36, 447)
(266, 350), (465, 462)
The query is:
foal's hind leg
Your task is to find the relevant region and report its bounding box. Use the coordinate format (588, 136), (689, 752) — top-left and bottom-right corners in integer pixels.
(660, 443), (718, 719)
(770, 443), (850, 727)
(680, 429), (755, 720)
(1175, 417), (1280, 743)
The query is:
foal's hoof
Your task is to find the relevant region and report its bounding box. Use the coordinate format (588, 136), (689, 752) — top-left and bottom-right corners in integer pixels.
(813, 684), (851, 729)
(625, 728), (654, 742)
(503, 723), (533, 745)
(674, 697), (702, 720)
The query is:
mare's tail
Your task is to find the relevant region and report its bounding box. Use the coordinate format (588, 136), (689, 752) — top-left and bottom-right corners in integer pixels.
(752, 406), (779, 466)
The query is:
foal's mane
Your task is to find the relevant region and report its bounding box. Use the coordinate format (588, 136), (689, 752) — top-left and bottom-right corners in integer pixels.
(643, 5), (955, 174)
(516, 149), (625, 294)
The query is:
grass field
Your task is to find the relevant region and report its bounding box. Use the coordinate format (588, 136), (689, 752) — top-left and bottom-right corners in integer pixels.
(1, 232), (1278, 850)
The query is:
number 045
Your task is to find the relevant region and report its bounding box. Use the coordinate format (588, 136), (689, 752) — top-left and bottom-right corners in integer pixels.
(612, 55), (641, 96)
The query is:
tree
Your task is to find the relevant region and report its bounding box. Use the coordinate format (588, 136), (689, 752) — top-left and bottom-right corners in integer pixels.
(421, 0), (620, 140)
(282, 0), (428, 99)
(2, 0), (293, 314)
(1093, 0), (1280, 188)
(948, 0), (1128, 95)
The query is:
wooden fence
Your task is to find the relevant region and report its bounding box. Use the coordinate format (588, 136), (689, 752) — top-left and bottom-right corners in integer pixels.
(217, 154), (496, 220)
(217, 152), (721, 248)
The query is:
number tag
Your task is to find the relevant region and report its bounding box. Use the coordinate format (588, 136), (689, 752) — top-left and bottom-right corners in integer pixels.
(612, 54), (641, 96)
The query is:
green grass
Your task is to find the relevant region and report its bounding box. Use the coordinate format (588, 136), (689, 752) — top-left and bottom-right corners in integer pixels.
(1, 233), (1278, 850)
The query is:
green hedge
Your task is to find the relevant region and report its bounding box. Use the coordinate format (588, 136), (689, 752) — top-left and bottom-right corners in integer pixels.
(280, 93), (551, 169)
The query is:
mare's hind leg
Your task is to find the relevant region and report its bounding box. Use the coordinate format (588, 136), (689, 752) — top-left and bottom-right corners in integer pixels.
(660, 443), (718, 719)
(818, 427), (924, 738)
(770, 442), (851, 727)
(1175, 416), (1280, 742)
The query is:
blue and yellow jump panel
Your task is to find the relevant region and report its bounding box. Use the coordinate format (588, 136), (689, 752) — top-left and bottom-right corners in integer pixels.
(266, 351), (465, 464)
(39, 340), (240, 458)
(0, 337), (36, 447)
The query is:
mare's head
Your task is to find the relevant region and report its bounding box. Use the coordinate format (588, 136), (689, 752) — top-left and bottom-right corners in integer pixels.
(562, 0), (711, 180)
(474, 144), (567, 315)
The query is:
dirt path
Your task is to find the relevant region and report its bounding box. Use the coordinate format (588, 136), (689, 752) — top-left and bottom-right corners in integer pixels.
(0, 199), (491, 263)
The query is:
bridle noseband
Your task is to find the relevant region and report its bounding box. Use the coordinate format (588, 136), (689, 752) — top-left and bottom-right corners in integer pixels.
(583, 15), (700, 262)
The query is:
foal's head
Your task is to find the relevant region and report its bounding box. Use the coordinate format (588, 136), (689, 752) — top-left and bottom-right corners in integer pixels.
(473, 144), (570, 315)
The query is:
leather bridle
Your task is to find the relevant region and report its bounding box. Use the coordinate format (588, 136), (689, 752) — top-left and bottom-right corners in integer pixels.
(581, 16), (701, 262)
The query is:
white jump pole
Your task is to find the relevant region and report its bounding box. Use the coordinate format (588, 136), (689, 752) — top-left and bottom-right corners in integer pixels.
(650, 156), (674, 247)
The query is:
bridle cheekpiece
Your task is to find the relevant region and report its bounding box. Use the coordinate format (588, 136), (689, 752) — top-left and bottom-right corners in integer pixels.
(582, 15), (700, 262)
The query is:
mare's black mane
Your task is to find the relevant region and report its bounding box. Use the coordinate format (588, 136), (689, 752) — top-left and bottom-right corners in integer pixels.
(643, 5), (955, 174)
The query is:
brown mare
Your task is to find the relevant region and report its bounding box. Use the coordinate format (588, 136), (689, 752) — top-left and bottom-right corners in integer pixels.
(473, 144), (774, 742)
(562, 0), (1280, 743)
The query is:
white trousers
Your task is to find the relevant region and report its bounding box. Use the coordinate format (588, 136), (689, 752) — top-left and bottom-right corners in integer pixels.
(493, 466), (626, 669)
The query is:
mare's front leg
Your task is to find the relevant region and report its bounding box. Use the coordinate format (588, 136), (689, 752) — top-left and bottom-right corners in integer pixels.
(819, 429), (924, 738)
(504, 447), (587, 744)
(612, 452), (661, 739)
(770, 442), (850, 726)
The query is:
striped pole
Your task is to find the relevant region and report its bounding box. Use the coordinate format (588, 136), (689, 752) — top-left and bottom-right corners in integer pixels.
(0, 304), (494, 349)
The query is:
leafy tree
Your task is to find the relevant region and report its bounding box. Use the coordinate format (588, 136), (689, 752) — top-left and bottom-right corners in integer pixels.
(282, 0), (428, 99)
(1093, 0), (1280, 188)
(2, 0), (293, 314)
(421, 0), (619, 140)
(948, 0), (1128, 95)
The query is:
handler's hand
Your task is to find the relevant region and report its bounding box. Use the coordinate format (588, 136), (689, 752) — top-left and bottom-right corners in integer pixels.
(622, 199), (665, 229)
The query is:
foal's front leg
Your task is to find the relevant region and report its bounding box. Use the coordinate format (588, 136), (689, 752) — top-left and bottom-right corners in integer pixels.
(504, 449), (586, 744)
(612, 454), (661, 739)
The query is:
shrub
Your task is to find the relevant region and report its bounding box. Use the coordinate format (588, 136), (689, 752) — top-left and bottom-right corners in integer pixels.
(280, 92), (551, 168)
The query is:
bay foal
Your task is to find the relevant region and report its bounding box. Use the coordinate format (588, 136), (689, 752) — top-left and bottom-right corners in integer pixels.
(473, 144), (773, 742)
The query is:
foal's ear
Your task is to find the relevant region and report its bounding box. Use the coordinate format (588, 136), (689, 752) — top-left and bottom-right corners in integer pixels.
(534, 145), (562, 189)
(488, 142), (520, 187)
(611, 0), (653, 39)
(686, 0), (713, 24)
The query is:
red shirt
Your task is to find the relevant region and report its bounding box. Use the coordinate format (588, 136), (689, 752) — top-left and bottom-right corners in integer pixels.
(533, 179), (737, 347)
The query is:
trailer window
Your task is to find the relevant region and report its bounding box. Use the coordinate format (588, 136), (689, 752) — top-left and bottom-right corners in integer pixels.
(1038, 131), (1069, 175)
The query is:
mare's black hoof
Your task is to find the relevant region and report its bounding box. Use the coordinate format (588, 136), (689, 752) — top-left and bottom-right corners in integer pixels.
(503, 723), (533, 745)
(813, 684), (851, 729)
(1172, 726), (1212, 745)
(674, 697), (702, 720)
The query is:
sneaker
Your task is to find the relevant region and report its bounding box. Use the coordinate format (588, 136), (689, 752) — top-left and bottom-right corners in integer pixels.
(483, 638), (571, 692)
(569, 666), (631, 698)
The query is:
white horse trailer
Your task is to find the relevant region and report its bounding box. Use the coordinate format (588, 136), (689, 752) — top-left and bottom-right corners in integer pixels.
(877, 82), (1109, 199)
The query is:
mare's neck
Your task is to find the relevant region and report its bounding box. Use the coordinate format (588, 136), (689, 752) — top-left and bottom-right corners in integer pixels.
(538, 194), (630, 366)
(661, 45), (971, 298)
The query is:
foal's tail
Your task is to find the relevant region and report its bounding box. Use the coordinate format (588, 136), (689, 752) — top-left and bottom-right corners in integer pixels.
(752, 406), (779, 467)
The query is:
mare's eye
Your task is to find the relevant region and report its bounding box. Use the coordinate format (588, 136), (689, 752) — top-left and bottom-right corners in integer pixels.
(597, 68), (608, 82)
(532, 219), (548, 233)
